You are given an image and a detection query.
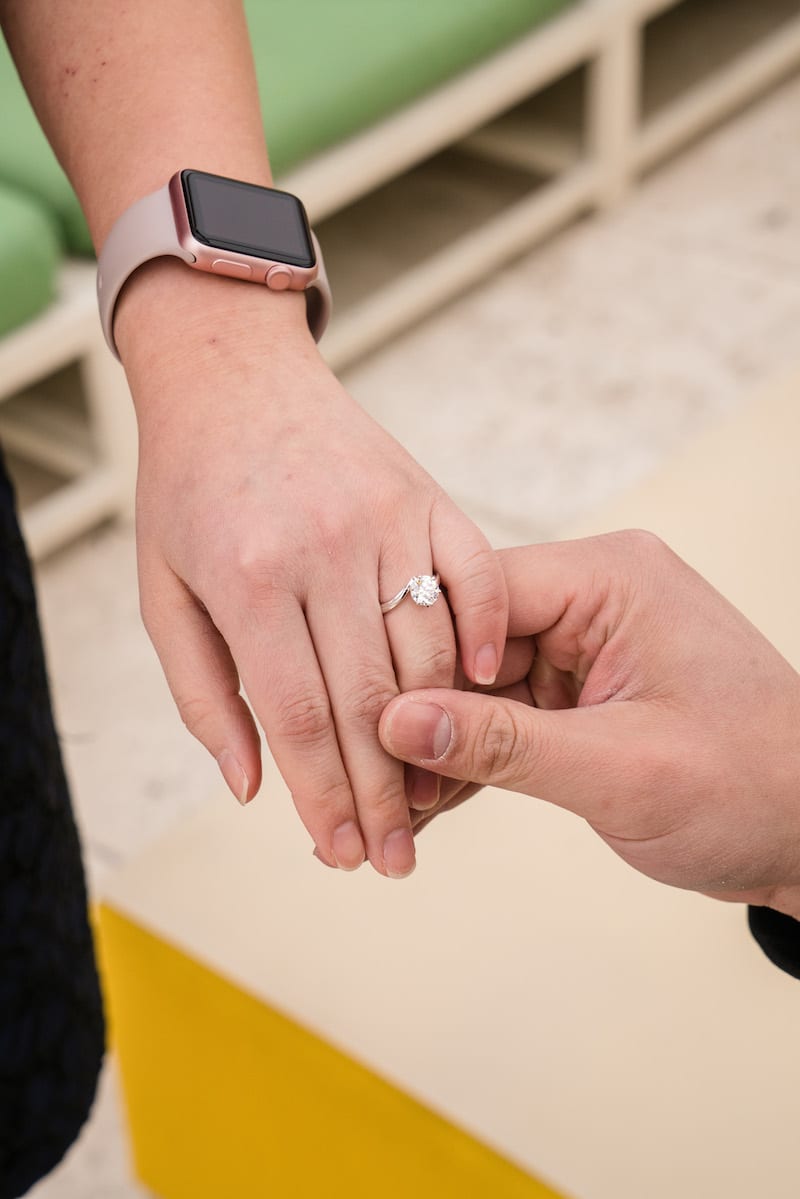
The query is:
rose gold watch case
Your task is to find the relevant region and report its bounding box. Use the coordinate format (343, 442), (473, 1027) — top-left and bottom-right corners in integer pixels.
(167, 171), (321, 293)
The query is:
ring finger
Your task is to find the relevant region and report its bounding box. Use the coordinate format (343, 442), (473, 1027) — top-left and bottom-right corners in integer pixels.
(380, 551), (457, 812)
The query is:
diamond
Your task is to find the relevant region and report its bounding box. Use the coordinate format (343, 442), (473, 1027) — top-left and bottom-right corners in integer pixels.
(408, 575), (440, 607)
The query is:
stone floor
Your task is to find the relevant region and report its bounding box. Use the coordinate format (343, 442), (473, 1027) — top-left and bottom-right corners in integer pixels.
(23, 71), (800, 1197)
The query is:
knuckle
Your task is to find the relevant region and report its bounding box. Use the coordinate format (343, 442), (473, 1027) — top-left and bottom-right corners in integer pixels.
(223, 536), (294, 602)
(173, 693), (218, 743)
(341, 670), (397, 729)
(410, 639), (456, 686)
(276, 689), (333, 749)
(309, 506), (356, 556)
(473, 708), (523, 778)
(449, 545), (505, 616)
(292, 775), (353, 822)
(313, 776), (353, 814)
(236, 556), (285, 601)
(356, 778), (407, 819)
(617, 528), (668, 560)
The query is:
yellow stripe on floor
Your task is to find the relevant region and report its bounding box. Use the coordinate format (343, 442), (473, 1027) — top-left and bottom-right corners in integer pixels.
(98, 903), (570, 1199)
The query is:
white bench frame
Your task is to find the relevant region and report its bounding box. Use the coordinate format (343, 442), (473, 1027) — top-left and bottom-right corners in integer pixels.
(2, 0), (800, 560)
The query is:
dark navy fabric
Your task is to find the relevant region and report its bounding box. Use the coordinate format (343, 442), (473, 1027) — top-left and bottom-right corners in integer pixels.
(0, 450), (104, 1196)
(748, 906), (800, 980)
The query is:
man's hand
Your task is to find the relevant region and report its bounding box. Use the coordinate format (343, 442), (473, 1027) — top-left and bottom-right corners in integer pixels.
(380, 531), (800, 917)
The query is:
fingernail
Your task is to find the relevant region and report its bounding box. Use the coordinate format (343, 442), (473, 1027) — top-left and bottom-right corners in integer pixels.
(217, 749), (250, 806)
(383, 828), (416, 879)
(332, 821), (366, 871)
(474, 643), (498, 686)
(386, 702), (452, 762)
(407, 765), (440, 811)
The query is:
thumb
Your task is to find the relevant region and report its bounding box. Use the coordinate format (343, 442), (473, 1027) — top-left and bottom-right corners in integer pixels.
(379, 688), (648, 823)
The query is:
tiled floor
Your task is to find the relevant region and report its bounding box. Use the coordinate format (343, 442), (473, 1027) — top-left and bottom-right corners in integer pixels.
(23, 72), (800, 1195)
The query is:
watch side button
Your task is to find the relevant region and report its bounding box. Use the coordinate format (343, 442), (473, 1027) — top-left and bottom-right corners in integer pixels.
(211, 259), (253, 280)
(266, 265), (293, 290)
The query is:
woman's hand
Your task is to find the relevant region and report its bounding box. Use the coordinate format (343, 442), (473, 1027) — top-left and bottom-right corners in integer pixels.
(118, 264), (508, 879)
(380, 531), (800, 918)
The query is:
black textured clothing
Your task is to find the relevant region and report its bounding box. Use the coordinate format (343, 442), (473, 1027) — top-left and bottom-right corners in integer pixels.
(0, 450), (104, 1197)
(748, 906), (800, 981)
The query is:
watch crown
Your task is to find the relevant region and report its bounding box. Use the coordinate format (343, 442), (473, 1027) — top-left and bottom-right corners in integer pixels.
(266, 265), (293, 291)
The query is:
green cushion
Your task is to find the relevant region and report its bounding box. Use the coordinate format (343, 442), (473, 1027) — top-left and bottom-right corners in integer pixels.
(0, 181), (60, 337)
(247, 0), (577, 174)
(0, 0), (575, 258)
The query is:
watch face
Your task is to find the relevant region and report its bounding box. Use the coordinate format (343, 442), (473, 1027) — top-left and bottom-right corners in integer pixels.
(181, 170), (315, 267)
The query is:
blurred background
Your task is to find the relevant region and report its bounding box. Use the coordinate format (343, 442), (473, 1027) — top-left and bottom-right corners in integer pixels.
(2, 1), (799, 1196)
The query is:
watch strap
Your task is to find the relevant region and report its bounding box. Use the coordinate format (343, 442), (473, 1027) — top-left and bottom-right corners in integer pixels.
(97, 184), (193, 360)
(307, 232), (331, 345)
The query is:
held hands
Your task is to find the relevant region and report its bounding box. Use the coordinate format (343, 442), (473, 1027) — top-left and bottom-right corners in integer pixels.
(117, 261), (800, 913)
(380, 531), (800, 920)
(118, 265), (508, 880)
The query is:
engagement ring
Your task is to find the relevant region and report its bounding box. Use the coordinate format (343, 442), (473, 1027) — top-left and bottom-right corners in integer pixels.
(380, 574), (441, 615)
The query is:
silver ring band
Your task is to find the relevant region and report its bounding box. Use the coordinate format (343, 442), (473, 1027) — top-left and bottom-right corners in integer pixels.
(380, 574), (441, 615)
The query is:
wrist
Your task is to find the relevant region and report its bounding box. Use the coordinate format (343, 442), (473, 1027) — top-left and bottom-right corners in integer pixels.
(115, 258), (322, 415)
(116, 258), (313, 357)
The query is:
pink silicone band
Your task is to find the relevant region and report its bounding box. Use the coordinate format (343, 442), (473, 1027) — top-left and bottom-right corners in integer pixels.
(96, 185), (192, 358)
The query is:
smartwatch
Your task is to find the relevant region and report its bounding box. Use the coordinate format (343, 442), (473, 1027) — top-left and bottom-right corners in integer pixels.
(97, 169), (331, 359)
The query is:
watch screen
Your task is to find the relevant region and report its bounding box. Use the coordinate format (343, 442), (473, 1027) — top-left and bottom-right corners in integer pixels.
(182, 170), (315, 267)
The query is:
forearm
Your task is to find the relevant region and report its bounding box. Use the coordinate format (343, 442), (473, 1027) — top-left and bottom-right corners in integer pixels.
(0, 0), (270, 246)
(0, 0), (309, 382)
